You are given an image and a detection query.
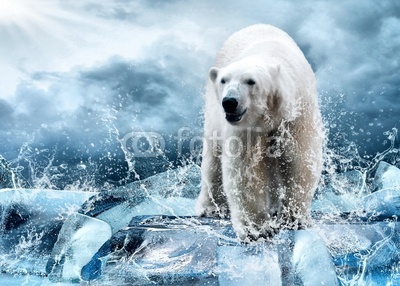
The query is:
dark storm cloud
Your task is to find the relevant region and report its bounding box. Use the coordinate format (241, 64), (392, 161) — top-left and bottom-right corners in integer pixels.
(80, 58), (168, 107)
(3, 36), (206, 161)
(73, 40), (206, 133)
(330, 1), (400, 36)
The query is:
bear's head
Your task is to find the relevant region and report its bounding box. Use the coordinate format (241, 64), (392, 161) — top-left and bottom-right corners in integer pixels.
(209, 57), (295, 130)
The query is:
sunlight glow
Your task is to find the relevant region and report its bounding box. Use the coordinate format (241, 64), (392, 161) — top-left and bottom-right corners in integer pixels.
(0, 0), (31, 24)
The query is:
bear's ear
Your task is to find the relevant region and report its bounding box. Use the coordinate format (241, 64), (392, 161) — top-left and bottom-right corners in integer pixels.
(209, 67), (219, 82)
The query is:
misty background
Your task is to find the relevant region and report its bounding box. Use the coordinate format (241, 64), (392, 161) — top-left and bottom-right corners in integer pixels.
(0, 0), (399, 189)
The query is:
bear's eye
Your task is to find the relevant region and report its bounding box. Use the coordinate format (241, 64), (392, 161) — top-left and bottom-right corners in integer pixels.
(221, 78), (226, 84)
(246, 79), (256, 86)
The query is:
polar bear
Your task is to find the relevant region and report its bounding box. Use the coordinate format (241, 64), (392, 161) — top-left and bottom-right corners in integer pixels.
(196, 24), (324, 241)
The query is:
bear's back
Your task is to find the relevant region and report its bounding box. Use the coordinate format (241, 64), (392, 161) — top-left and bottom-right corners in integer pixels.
(214, 24), (302, 68)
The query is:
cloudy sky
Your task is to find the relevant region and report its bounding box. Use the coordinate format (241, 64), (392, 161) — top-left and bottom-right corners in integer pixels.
(0, 0), (399, 185)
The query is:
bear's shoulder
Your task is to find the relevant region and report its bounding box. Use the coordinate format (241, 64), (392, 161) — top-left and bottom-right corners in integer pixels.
(214, 24), (297, 67)
(227, 24), (293, 46)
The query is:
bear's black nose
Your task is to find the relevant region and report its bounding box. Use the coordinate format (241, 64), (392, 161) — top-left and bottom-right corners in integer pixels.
(222, 97), (238, 113)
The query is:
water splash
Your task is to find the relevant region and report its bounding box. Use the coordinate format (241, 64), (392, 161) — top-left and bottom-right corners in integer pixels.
(322, 127), (399, 195)
(2, 106), (400, 284)
(317, 126), (400, 285)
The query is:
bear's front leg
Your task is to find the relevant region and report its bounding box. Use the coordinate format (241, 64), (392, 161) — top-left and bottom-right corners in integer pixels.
(280, 184), (314, 230)
(196, 138), (229, 218)
(222, 155), (274, 241)
(279, 156), (319, 230)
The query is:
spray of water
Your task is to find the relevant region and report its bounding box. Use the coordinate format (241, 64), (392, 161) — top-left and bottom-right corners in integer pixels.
(2, 101), (400, 284)
(319, 126), (400, 285)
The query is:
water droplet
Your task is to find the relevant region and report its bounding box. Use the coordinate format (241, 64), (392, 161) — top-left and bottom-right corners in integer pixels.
(77, 164), (86, 170)
(60, 164), (68, 169)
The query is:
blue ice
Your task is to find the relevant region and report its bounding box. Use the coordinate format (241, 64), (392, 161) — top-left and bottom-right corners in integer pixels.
(1, 162), (400, 285)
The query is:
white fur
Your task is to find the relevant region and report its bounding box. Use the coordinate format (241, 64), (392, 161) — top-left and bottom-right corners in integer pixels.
(196, 24), (324, 241)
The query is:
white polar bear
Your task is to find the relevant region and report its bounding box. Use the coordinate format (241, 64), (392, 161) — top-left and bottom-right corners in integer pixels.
(196, 24), (324, 241)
